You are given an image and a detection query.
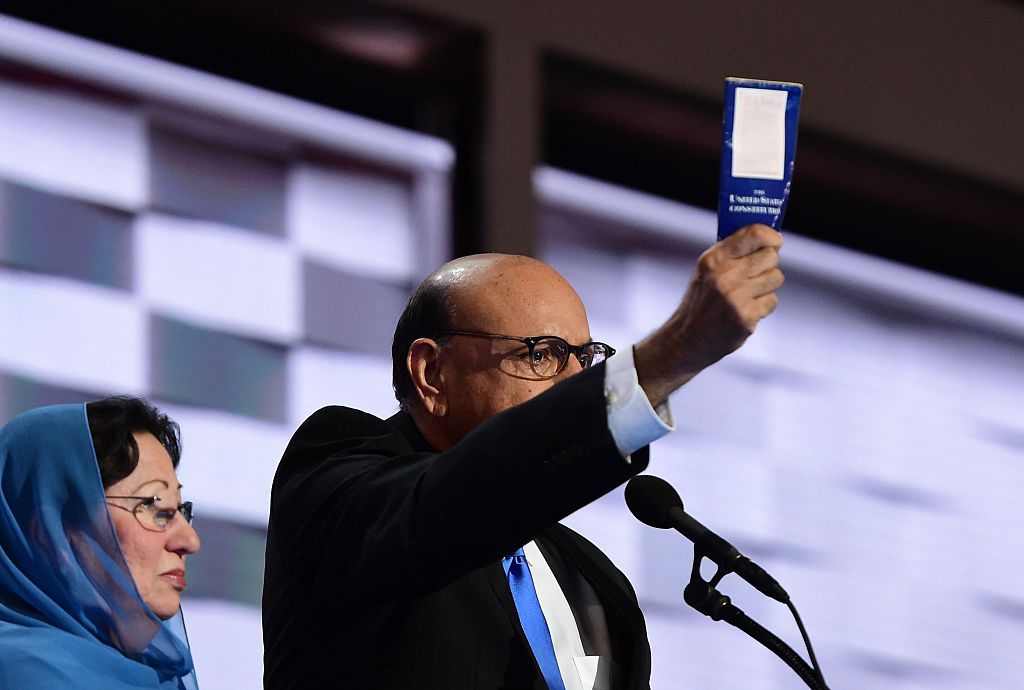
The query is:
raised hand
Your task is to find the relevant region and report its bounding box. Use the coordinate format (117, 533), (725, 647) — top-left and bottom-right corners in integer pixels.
(635, 224), (784, 407)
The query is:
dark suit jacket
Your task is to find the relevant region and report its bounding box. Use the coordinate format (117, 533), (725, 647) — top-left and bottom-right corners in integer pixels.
(263, 363), (652, 689)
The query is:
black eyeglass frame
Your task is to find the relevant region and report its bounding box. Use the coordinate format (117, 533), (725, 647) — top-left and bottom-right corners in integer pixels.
(105, 495), (194, 533)
(433, 330), (616, 379)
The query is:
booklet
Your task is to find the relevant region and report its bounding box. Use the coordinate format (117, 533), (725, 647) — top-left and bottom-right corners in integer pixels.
(717, 77), (803, 240)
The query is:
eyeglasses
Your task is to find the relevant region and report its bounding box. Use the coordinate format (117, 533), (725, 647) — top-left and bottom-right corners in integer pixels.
(434, 330), (615, 380)
(105, 495), (194, 533)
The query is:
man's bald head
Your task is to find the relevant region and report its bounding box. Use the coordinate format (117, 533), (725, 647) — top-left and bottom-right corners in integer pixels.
(391, 254), (590, 433)
(421, 253), (571, 299)
(432, 253), (584, 332)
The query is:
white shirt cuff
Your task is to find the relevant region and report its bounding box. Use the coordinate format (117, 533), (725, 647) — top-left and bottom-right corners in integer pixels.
(604, 346), (674, 459)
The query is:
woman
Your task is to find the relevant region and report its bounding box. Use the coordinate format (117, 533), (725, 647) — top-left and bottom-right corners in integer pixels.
(0, 397), (201, 689)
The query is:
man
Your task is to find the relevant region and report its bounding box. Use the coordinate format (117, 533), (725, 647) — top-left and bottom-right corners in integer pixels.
(263, 224), (783, 689)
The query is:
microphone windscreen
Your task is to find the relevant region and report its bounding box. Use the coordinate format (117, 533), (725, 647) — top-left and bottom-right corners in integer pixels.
(624, 475), (684, 529)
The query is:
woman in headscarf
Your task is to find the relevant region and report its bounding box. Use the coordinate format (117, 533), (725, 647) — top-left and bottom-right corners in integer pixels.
(0, 397), (201, 689)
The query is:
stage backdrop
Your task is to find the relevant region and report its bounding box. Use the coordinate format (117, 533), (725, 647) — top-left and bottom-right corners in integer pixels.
(2, 15), (1023, 690)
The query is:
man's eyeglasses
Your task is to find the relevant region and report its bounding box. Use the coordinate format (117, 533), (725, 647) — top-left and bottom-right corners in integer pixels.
(434, 330), (615, 380)
(105, 495), (194, 533)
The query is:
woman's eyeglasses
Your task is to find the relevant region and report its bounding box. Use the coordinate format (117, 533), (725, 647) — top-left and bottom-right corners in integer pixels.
(105, 495), (194, 533)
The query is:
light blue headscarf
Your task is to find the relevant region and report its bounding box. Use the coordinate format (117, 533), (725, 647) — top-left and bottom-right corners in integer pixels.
(0, 404), (199, 689)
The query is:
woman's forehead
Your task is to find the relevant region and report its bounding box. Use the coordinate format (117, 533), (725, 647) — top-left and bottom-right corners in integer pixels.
(110, 432), (180, 494)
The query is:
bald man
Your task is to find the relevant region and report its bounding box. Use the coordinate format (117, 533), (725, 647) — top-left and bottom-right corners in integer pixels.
(262, 225), (783, 689)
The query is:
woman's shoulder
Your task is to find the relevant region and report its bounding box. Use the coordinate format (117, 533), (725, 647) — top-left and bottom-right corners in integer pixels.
(0, 625), (183, 689)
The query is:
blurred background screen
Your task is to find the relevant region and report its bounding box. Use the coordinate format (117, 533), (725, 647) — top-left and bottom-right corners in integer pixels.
(1, 11), (1023, 690)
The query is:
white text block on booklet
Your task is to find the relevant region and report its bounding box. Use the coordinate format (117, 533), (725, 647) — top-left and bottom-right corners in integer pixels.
(731, 87), (788, 180)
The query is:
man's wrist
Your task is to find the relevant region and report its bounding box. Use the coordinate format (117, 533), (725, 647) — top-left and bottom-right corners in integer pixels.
(605, 346), (675, 458)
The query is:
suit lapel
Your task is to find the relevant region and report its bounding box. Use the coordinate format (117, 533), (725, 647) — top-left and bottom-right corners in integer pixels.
(540, 526), (649, 690)
(484, 559), (519, 630)
(487, 526), (649, 690)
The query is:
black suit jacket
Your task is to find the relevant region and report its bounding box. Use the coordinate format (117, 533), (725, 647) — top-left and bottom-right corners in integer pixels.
(263, 363), (652, 689)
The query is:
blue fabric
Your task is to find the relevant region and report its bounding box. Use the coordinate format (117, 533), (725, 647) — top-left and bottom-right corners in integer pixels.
(0, 404), (198, 689)
(503, 547), (566, 690)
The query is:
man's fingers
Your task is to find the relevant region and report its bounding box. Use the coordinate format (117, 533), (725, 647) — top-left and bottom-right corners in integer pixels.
(706, 252), (782, 297)
(751, 292), (780, 322)
(721, 269), (783, 330)
(750, 267), (785, 297)
(742, 246), (780, 278)
(732, 292), (780, 333)
(696, 237), (779, 284)
(724, 224), (782, 259)
(719, 267), (783, 303)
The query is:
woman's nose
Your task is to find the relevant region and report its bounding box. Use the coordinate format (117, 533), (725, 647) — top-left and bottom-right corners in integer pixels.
(168, 516), (201, 555)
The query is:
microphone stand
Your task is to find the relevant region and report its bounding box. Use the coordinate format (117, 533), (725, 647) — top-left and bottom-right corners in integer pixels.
(683, 546), (829, 690)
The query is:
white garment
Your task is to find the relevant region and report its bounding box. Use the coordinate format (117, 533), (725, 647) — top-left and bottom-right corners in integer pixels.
(604, 346), (674, 457)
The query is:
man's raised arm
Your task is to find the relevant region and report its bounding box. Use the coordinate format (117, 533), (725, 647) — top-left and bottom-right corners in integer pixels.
(635, 223), (784, 407)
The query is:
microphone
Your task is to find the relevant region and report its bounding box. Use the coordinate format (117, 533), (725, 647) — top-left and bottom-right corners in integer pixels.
(625, 475), (789, 603)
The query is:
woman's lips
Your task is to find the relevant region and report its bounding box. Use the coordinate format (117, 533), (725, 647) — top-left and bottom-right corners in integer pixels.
(161, 569), (186, 591)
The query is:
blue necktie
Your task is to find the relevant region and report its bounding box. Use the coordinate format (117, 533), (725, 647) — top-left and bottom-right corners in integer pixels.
(503, 547), (566, 690)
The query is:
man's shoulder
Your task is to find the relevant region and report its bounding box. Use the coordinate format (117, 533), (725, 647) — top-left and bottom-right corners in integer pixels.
(294, 404), (391, 440)
(273, 405), (408, 483)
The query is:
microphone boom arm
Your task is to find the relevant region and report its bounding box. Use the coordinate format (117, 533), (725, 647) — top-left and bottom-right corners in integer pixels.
(684, 545), (829, 690)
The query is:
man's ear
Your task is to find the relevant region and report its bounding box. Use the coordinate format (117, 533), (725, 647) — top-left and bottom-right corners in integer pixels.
(408, 338), (447, 417)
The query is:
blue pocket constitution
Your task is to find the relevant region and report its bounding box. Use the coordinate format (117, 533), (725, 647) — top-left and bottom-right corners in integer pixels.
(717, 78), (803, 240)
